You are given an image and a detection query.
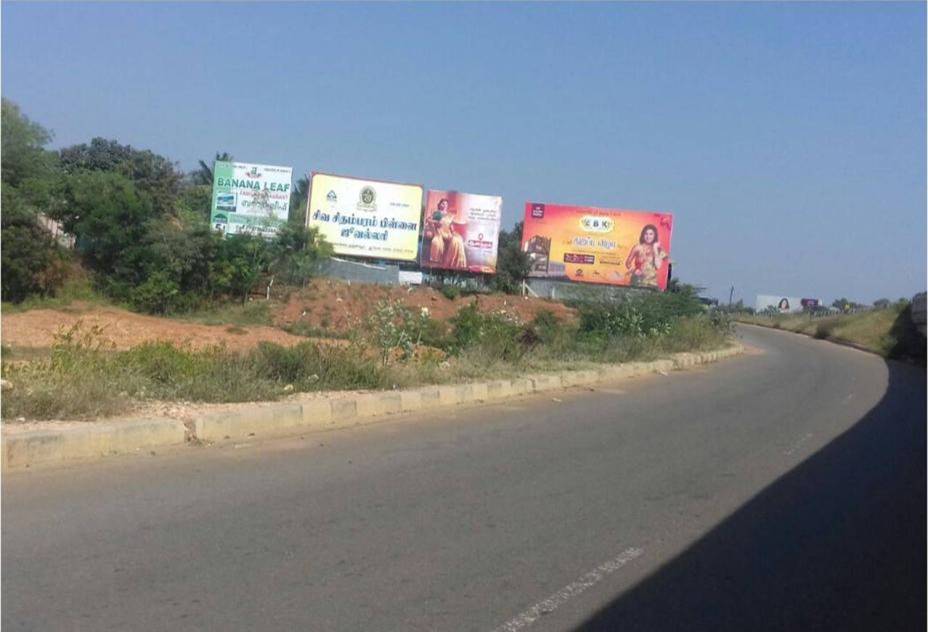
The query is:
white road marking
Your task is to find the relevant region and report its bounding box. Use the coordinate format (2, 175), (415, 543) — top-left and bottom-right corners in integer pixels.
(491, 547), (644, 632)
(784, 432), (814, 456)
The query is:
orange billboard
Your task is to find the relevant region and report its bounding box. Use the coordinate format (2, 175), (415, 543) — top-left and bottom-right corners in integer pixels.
(521, 202), (674, 290)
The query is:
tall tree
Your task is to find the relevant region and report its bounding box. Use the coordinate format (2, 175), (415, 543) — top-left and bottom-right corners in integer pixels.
(492, 221), (531, 294)
(194, 151), (234, 186)
(289, 175), (310, 225)
(1, 98), (55, 187)
(0, 99), (67, 302)
(59, 138), (181, 217)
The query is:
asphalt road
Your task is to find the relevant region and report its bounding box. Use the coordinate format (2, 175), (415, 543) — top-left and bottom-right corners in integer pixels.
(3, 326), (925, 631)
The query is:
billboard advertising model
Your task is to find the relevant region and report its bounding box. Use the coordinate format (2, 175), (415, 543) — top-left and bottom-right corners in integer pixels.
(307, 173), (424, 262)
(756, 295), (819, 314)
(521, 202), (674, 290)
(210, 161), (292, 238)
(420, 190), (502, 274)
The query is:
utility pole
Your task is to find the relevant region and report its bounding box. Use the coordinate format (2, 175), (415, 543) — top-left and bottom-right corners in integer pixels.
(728, 286), (734, 308)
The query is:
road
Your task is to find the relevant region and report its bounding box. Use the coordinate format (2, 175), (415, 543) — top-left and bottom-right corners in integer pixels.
(3, 326), (924, 631)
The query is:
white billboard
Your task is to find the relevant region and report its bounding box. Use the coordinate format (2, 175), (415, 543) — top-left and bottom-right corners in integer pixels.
(307, 172), (424, 262)
(756, 295), (804, 314)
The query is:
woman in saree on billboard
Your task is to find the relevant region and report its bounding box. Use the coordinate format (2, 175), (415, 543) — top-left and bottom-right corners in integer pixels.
(420, 190), (502, 274)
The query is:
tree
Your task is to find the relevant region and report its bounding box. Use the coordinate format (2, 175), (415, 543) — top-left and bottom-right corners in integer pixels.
(1, 188), (67, 302)
(0, 100), (68, 302)
(1, 99), (55, 187)
(193, 151), (233, 186)
(56, 171), (155, 295)
(211, 234), (271, 305)
(59, 138), (181, 217)
(141, 215), (220, 300)
(269, 223), (332, 287)
(831, 298), (863, 312)
(873, 298), (891, 309)
(289, 175), (310, 225)
(492, 222), (531, 294)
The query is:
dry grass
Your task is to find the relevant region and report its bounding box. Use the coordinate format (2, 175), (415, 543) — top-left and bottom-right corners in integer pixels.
(2, 313), (733, 422)
(736, 306), (923, 360)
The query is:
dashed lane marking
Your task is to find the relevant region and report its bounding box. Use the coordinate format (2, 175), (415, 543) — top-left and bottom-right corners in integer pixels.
(491, 547), (644, 632)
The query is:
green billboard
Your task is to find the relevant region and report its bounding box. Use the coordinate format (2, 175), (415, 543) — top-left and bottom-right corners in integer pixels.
(210, 161), (292, 238)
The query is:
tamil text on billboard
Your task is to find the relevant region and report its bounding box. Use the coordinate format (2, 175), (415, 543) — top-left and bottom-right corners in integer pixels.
(210, 161), (292, 238)
(420, 190), (502, 274)
(307, 173), (423, 262)
(521, 202), (674, 290)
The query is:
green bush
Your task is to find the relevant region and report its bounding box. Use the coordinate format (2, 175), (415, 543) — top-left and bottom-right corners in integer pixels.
(130, 271), (182, 314)
(418, 317), (451, 349)
(1, 191), (68, 303)
(448, 303), (529, 360)
(441, 285), (461, 300)
(531, 309), (560, 339)
(269, 223), (333, 287)
(578, 288), (704, 339)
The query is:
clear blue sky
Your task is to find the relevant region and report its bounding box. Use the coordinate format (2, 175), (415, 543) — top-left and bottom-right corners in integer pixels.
(3, 2), (925, 304)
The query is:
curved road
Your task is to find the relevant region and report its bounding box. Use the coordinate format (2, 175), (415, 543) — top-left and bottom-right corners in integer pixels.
(3, 325), (924, 631)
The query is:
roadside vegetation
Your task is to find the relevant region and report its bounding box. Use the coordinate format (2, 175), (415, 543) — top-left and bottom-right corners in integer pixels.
(735, 300), (924, 362)
(1, 99), (736, 421)
(0, 99), (332, 315)
(2, 285), (733, 421)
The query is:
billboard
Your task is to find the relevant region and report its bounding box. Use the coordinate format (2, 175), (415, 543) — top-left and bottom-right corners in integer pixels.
(420, 190), (502, 274)
(210, 161), (292, 238)
(521, 202), (674, 290)
(756, 295), (810, 314)
(307, 173), (423, 262)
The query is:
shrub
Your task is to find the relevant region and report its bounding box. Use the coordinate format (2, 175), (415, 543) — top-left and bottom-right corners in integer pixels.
(441, 285), (461, 300)
(578, 288), (705, 339)
(130, 271), (182, 315)
(365, 300), (432, 365)
(1, 191), (68, 303)
(418, 316), (451, 349)
(448, 303), (528, 360)
(269, 223), (333, 287)
(814, 319), (838, 339)
(531, 309), (561, 339)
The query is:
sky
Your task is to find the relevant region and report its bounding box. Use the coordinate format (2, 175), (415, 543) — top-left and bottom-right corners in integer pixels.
(2, 2), (925, 304)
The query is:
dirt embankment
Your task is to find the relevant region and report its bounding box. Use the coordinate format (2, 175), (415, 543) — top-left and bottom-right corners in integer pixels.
(273, 278), (577, 333)
(1, 304), (308, 352)
(1, 279), (578, 353)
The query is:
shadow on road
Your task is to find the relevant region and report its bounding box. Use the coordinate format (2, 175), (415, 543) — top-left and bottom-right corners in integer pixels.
(577, 360), (926, 632)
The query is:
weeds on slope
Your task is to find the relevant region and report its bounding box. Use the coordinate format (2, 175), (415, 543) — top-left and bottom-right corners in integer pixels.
(2, 290), (734, 421)
(736, 304), (924, 361)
